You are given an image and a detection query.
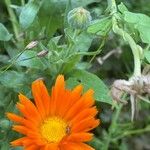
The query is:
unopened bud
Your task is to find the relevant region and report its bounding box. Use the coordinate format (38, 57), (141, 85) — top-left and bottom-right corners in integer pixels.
(37, 50), (48, 57)
(25, 41), (38, 49)
(67, 7), (92, 29)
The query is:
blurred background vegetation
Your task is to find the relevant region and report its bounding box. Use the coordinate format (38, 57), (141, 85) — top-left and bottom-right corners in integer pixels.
(0, 0), (150, 149)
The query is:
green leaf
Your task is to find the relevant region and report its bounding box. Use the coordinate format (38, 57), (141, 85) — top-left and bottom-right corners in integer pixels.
(0, 71), (25, 88)
(137, 25), (150, 44)
(144, 51), (150, 63)
(11, 147), (23, 150)
(75, 32), (94, 52)
(47, 36), (62, 51)
(72, 0), (99, 7)
(62, 55), (80, 74)
(0, 55), (9, 63)
(0, 119), (11, 130)
(19, 1), (42, 29)
(124, 11), (150, 25)
(66, 70), (112, 104)
(0, 71), (30, 94)
(16, 51), (46, 69)
(89, 136), (102, 149)
(0, 23), (12, 41)
(65, 29), (94, 52)
(118, 2), (128, 13)
(124, 11), (150, 44)
(87, 17), (112, 36)
(0, 142), (9, 150)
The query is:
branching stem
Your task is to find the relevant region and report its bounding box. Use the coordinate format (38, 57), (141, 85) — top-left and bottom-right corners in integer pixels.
(111, 0), (142, 77)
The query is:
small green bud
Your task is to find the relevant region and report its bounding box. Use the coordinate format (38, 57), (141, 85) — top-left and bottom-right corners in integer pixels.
(67, 7), (92, 29)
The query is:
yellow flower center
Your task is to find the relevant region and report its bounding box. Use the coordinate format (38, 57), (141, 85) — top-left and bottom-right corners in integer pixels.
(40, 117), (68, 143)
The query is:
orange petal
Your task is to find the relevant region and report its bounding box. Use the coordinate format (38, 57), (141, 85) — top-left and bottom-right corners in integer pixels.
(32, 79), (50, 117)
(44, 143), (59, 150)
(82, 89), (95, 108)
(70, 107), (98, 125)
(6, 113), (24, 124)
(7, 113), (39, 132)
(12, 125), (28, 135)
(22, 138), (35, 146)
(19, 94), (42, 121)
(24, 145), (39, 150)
(16, 103), (28, 117)
(72, 117), (100, 132)
(64, 89), (95, 121)
(58, 84), (83, 117)
(67, 132), (93, 142)
(62, 142), (94, 150)
(50, 75), (65, 115)
(11, 137), (27, 146)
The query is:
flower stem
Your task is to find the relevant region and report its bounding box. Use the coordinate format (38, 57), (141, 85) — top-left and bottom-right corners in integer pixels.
(111, 0), (141, 77)
(113, 125), (150, 141)
(21, 0), (25, 6)
(102, 104), (123, 150)
(5, 0), (19, 40)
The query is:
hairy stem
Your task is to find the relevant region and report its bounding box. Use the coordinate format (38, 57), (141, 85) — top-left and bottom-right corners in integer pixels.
(111, 0), (141, 76)
(112, 16), (141, 76)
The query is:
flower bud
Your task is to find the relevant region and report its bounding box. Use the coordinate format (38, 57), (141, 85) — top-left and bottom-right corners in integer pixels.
(25, 41), (38, 49)
(37, 50), (48, 57)
(67, 7), (92, 29)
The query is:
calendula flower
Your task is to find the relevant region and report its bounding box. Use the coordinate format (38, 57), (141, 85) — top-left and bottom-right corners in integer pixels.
(7, 75), (100, 150)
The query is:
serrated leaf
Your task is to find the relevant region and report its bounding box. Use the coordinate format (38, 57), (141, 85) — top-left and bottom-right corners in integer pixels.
(16, 51), (46, 69)
(0, 23), (12, 41)
(66, 70), (112, 104)
(19, 1), (42, 29)
(87, 17), (112, 36)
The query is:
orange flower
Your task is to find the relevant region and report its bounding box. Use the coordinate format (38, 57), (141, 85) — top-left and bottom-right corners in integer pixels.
(7, 75), (100, 150)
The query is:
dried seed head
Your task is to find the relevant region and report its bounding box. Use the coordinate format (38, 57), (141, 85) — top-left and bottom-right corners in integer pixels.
(111, 79), (130, 104)
(25, 41), (38, 49)
(37, 50), (48, 57)
(111, 74), (150, 121)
